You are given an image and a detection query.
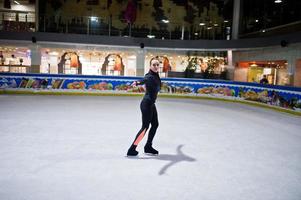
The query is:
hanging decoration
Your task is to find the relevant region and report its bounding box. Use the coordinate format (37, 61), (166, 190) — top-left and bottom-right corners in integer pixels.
(70, 53), (79, 68)
(124, 0), (137, 23)
(162, 57), (171, 73)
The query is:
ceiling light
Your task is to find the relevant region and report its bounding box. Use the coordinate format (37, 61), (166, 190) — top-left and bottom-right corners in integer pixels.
(90, 16), (98, 22)
(207, 27), (212, 30)
(214, 23), (218, 26)
(274, 0), (282, 3)
(199, 23), (205, 26)
(224, 20), (229, 23)
(147, 35), (155, 39)
(162, 19), (169, 23)
(255, 19), (259, 23)
(262, 30), (266, 32)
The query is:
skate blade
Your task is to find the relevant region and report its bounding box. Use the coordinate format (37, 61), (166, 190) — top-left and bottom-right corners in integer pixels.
(125, 155), (139, 158)
(144, 153), (159, 156)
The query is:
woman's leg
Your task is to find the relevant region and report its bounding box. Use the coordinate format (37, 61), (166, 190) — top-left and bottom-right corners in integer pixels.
(127, 100), (152, 156)
(144, 104), (159, 155)
(146, 104), (158, 146)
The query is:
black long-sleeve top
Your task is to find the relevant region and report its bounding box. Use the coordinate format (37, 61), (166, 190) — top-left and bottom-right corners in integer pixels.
(136, 70), (161, 104)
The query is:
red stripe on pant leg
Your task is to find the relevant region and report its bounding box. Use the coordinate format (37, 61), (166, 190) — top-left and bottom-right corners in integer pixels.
(133, 129), (146, 145)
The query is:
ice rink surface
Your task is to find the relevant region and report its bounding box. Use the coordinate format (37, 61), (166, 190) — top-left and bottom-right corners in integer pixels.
(0, 95), (301, 200)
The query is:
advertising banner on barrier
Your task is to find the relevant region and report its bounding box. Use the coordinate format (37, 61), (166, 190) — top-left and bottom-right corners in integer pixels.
(1, 73), (301, 111)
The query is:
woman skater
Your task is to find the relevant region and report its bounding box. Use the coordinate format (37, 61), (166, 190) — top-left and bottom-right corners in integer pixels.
(127, 57), (161, 156)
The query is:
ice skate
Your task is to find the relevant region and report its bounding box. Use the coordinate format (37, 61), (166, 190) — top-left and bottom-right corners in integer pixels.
(127, 145), (139, 156)
(144, 144), (159, 155)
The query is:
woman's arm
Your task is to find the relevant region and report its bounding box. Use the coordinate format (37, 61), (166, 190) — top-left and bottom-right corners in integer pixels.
(131, 76), (148, 86)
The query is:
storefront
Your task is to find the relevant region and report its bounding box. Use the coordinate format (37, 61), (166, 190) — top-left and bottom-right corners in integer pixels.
(234, 60), (289, 85)
(39, 47), (228, 79)
(0, 46), (31, 73)
(40, 48), (137, 76)
(2, 43), (299, 87)
(0, 44), (230, 81)
(144, 51), (228, 78)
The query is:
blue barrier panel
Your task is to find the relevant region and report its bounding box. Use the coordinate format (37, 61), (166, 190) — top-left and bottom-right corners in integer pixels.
(1, 72), (301, 111)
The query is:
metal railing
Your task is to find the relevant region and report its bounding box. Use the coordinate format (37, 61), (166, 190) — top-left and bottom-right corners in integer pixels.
(0, 10), (232, 40)
(37, 14), (231, 40)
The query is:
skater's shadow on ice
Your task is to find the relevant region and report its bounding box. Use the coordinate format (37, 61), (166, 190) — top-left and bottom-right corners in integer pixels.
(134, 144), (196, 175)
(32, 145), (195, 175)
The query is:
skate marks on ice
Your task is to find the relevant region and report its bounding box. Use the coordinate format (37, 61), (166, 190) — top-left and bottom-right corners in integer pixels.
(128, 145), (196, 175)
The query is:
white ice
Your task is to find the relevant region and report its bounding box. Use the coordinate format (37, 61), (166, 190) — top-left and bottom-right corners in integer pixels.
(0, 95), (301, 200)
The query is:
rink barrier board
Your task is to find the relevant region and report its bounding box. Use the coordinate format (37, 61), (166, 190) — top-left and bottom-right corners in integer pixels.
(1, 89), (300, 116)
(0, 73), (301, 115)
(0, 72), (301, 92)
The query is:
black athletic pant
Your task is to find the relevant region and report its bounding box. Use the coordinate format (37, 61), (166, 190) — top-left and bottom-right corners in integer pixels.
(132, 99), (159, 146)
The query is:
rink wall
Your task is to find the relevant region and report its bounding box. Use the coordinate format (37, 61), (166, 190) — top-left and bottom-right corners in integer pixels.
(1, 73), (301, 114)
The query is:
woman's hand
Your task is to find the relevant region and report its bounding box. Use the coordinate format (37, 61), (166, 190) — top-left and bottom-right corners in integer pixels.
(131, 81), (137, 87)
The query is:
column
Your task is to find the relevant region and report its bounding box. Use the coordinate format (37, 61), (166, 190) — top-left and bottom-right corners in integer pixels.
(136, 49), (145, 76)
(287, 54), (296, 86)
(232, 0), (241, 40)
(226, 50), (235, 80)
(35, 0), (39, 32)
(29, 45), (41, 73)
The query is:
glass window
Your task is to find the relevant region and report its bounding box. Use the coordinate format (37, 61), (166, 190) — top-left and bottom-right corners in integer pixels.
(18, 13), (27, 22)
(27, 13), (35, 22)
(4, 12), (16, 21)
